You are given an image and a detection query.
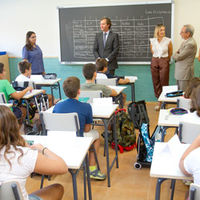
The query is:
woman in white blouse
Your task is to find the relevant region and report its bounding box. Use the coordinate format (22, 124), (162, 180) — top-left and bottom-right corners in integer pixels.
(150, 24), (173, 110)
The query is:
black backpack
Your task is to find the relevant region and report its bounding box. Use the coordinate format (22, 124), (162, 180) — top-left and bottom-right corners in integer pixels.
(128, 100), (149, 129)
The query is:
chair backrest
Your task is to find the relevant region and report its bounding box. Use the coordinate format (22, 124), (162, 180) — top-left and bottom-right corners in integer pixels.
(189, 183), (200, 200)
(12, 81), (35, 91)
(40, 112), (80, 136)
(96, 78), (117, 86)
(179, 122), (200, 144)
(80, 90), (103, 103)
(0, 92), (6, 103)
(0, 181), (23, 200)
(177, 98), (191, 110)
(162, 85), (178, 93)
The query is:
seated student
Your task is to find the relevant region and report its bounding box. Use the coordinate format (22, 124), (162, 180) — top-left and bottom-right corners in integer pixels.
(53, 76), (106, 180)
(0, 62), (33, 124)
(180, 85), (200, 124)
(0, 105), (68, 200)
(184, 77), (200, 99)
(15, 61), (53, 107)
(81, 63), (117, 97)
(179, 134), (200, 185)
(96, 58), (130, 85)
(96, 58), (128, 105)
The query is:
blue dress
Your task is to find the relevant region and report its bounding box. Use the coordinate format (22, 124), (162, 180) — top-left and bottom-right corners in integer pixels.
(22, 44), (45, 75)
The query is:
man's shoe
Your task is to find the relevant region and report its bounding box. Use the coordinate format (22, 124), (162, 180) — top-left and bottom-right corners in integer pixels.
(90, 169), (106, 181)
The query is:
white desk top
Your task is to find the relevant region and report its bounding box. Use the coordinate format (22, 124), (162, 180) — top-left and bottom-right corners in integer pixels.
(158, 85), (183, 103)
(22, 89), (44, 99)
(45, 103), (118, 119)
(91, 103), (118, 118)
(23, 133), (94, 169)
(0, 103), (13, 107)
(109, 85), (127, 95)
(158, 109), (185, 127)
(30, 75), (61, 85)
(150, 142), (192, 180)
(158, 93), (184, 103)
(124, 76), (138, 83)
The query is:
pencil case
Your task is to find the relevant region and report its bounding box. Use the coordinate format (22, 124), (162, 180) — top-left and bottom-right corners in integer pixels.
(166, 90), (183, 97)
(43, 73), (57, 79)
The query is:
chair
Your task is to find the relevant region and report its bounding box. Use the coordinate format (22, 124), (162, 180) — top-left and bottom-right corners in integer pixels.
(13, 80), (48, 113)
(0, 181), (23, 200)
(12, 81), (35, 91)
(40, 112), (80, 136)
(189, 183), (200, 200)
(178, 122), (200, 144)
(39, 111), (100, 188)
(177, 98), (191, 110)
(80, 90), (103, 103)
(96, 78), (117, 86)
(0, 92), (6, 103)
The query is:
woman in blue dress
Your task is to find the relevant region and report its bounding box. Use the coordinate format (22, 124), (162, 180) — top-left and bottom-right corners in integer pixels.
(22, 31), (45, 75)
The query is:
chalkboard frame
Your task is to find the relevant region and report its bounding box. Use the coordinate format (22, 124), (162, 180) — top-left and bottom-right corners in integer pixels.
(58, 0), (174, 65)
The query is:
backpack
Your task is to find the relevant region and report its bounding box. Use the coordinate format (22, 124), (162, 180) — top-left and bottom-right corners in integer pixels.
(128, 100), (149, 129)
(139, 123), (165, 162)
(110, 109), (136, 153)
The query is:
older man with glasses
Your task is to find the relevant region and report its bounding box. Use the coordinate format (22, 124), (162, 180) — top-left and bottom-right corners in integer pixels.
(173, 24), (197, 91)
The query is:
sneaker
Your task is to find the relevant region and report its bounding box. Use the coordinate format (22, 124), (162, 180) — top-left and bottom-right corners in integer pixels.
(182, 180), (193, 186)
(90, 169), (106, 181)
(154, 105), (160, 111)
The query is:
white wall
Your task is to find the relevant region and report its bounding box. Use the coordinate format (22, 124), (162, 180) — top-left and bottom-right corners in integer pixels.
(0, 0), (200, 57)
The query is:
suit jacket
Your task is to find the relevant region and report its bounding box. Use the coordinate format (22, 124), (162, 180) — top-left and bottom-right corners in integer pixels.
(173, 37), (197, 80)
(93, 31), (119, 70)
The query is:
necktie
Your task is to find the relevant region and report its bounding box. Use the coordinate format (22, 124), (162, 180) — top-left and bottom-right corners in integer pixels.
(103, 32), (107, 47)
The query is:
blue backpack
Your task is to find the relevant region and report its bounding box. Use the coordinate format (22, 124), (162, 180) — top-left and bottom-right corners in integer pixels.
(140, 123), (165, 162)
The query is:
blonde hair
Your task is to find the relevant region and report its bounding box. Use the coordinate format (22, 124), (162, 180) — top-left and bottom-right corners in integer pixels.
(154, 24), (165, 38)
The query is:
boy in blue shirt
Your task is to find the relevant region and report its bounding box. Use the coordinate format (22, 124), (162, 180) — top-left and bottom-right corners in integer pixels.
(53, 76), (106, 180)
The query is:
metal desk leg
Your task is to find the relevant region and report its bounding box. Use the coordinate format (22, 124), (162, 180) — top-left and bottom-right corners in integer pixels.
(161, 102), (166, 109)
(69, 169), (78, 200)
(25, 99), (31, 124)
(130, 83), (135, 102)
(85, 154), (92, 200)
(113, 114), (119, 168)
(83, 162), (87, 200)
(50, 86), (54, 105)
(57, 82), (62, 99)
(170, 180), (176, 200)
(103, 119), (111, 187)
(155, 178), (167, 200)
(161, 127), (167, 142)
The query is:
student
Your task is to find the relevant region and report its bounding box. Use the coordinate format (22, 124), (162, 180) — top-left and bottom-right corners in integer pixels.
(179, 134), (200, 185)
(96, 58), (130, 85)
(96, 58), (128, 105)
(0, 62), (33, 124)
(184, 77), (200, 99)
(15, 61), (53, 107)
(53, 77), (106, 180)
(15, 61), (33, 83)
(0, 105), (68, 200)
(180, 85), (200, 124)
(81, 63), (117, 97)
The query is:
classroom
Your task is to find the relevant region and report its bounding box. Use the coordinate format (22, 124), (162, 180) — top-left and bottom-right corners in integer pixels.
(0, 0), (200, 199)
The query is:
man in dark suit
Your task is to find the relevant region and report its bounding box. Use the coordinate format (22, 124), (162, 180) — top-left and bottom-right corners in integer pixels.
(93, 17), (119, 75)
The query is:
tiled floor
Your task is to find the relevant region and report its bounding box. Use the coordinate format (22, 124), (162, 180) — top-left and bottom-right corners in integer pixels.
(26, 102), (189, 200)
